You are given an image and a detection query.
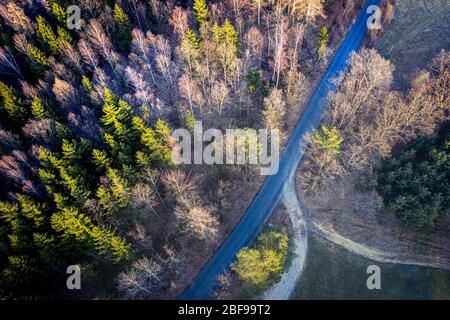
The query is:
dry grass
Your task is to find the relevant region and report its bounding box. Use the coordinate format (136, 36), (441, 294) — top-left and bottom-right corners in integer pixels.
(376, 0), (450, 89)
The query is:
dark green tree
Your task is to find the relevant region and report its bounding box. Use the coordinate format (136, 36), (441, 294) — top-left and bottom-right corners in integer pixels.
(376, 126), (450, 228)
(113, 4), (133, 53)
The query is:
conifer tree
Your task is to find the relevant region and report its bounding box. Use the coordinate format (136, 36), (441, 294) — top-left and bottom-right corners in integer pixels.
(193, 0), (209, 26)
(26, 44), (49, 75)
(31, 97), (53, 119)
(51, 2), (67, 25)
(81, 75), (94, 94)
(113, 4), (133, 53)
(316, 26), (329, 64)
(313, 126), (343, 156)
(221, 19), (238, 47)
(36, 16), (60, 55)
(96, 168), (131, 212)
(0, 81), (28, 125)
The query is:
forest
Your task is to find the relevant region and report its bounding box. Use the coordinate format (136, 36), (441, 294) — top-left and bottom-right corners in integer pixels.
(0, 0), (369, 299)
(2, 0), (446, 300)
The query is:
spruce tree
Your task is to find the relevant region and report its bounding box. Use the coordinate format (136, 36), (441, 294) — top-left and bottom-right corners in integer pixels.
(313, 126), (343, 156)
(27, 44), (49, 75)
(113, 4), (133, 53)
(31, 97), (53, 119)
(193, 0), (209, 26)
(36, 16), (60, 55)
(0, 81), (28, 125)
(316, 26), (329, 64)
(51, 2), (67, 25)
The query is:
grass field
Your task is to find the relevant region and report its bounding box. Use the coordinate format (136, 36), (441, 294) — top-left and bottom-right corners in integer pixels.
(292, 235), (450, 300)
(376, 0), (450, 88)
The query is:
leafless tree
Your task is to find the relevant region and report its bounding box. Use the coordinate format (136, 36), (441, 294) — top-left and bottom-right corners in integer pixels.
(131, 183), (160, 217)
(169, 6), (189, 40)
(0, 46), (23, 78)
(117, 257), (161, 299)
(0, 2), (33, 34)
(178, 73), (204, 115)
(130, 29), (157, 85)
(78, 38), (99, 71)
(262, 88), (286, 130)
(174, 204), (219, 243)
(210, 80), (230, 115)
(0, 126), (21, 151)
(85, 19), (120, 80)
(22, 119), (57, 146)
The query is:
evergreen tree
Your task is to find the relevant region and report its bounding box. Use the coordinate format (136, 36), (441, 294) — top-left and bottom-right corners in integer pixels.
(246, 68), (261, 93)
(51, 2), (68, 25)
(81, 75), (94, 94)
(100, 88), (139, 166)
(316, 26), (329, 64)
(232, 230), (288, 288)
(31, 97), (53, 119)
(376, 126), (450, 228)
(26, 44), (49, 75)
(133, 117), (173, 167)
(113, 4), (133, 53)
(193, 0), (209, 26)
(313, 126), (343, 156)
(221, 19), (238, 47)
(36, 16), (60, 55)
(0, 81), (28, 125)
(96, 168), (131, 213)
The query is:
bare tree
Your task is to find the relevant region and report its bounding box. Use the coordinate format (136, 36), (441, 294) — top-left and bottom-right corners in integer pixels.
(269, 16), (288, 87)
(0, 47), (23, 78)
(117, 257), (161, 299)
(130, 29), (157, 85)
(169, 6), (189, 40)
(0, 2), (33, 34)
(262, 88), (286, 130)
(178, 74), (203, 115)
(78, 38), (99, 71)
(131, 183), (160, 216)
(210, 80), (230, 115)
(85, 19), (120, 80)
(174, 204), (219, 242)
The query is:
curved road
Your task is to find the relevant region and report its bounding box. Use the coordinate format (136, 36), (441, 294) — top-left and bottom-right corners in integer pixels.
(181, 0), (382, 300)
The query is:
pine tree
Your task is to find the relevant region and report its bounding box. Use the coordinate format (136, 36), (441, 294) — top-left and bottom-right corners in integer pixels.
(113, 4), (133, 53)
(92, 149), (111, 170)
(17, 194), (45, 228)
(36, 16), (60, 55)
(81, 75), (94, 94)
(316, 26), (329, 64)
(96, 168), (131, 213)
(184, 28), (200, 50)
(193, 0), (209, 26)
(135, 118), (173, 167)
(27, 44), (49, 75)
(0, 81), (28, 125)
(246, 68), (261, 93)
(180, 29), (200, 73)
(313, 126), (343, 156)
(56, 26), (73, 45)
(31, 97), (53, 119)
(51, 2), (67, 25)
(100, 88), (139, 166)
(221, 19), (238, 47)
